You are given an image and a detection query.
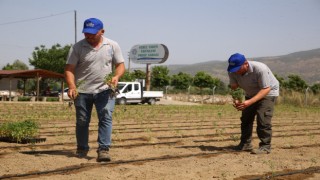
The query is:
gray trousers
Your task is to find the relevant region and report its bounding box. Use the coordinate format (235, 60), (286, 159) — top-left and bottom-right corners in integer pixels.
(240, 96), (277, 149)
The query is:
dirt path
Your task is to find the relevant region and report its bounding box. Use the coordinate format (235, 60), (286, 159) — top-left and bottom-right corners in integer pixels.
(0, 103), (320, 179)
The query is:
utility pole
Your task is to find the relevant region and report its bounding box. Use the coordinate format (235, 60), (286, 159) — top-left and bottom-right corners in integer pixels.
(74, 10), (77, 43)
(127, 51), (131, 73)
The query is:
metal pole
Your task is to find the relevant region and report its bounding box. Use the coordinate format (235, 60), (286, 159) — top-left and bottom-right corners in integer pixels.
(74, 10), (77, 43)
(36, 73), (40, 102)
(9, 77), (12, 101)
(128, 52), (131, 73)
(212, 86), (216, 104)
(305, 87), (310, 106)
(165, 86), (169, 99)
(60, 80), (64, 103)
(146, 64), (151, 91)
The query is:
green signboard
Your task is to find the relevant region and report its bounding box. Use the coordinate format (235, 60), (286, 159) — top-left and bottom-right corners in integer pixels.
(129, 44), (169, 64)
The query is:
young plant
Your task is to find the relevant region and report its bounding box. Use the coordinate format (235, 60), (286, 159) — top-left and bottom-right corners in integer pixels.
(104, 72), (119, 97)
(104, 73), (115, 89)
(0, 120), (40, 143)
(231, 88), (244, 103)
(73, 80), (86, 100)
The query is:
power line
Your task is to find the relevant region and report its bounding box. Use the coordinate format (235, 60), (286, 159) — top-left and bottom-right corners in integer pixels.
(0, 10), (74, 26)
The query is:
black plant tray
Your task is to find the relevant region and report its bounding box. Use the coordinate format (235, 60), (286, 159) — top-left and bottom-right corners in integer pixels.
(0, 137), (46, 144)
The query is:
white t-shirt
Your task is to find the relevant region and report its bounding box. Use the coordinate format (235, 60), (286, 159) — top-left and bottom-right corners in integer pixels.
(228, 61), (279, 98)
(67, 36), (124, 93)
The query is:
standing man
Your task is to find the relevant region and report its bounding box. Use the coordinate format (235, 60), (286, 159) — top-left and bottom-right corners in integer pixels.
(227, 53), (279, 154)
(65, 18), (125, 161)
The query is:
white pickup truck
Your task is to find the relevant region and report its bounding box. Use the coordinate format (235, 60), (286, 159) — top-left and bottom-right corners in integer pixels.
(116, 82), (163, 105)
(0, 90), (20, 100)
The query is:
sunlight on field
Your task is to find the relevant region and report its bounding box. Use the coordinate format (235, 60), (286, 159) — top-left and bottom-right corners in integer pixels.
(0, 102), (320, 179)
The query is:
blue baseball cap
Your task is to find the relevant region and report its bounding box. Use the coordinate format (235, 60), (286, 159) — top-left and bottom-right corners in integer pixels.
(227, 53), (246, 72)
(82, 18), (103, 34)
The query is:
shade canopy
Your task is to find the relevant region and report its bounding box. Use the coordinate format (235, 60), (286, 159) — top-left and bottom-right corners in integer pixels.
(0, 69), (64, 79)
(0, 69), (65, 102)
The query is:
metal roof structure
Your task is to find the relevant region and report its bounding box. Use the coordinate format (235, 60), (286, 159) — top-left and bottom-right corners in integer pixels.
(0, 69), (64, 79)
(0, 69), (65, 102)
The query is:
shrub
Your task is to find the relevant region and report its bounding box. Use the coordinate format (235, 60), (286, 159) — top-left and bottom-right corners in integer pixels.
(46, 97), (59, 102)
(18, 96), (32, 101)
(0, 120), (39, 142)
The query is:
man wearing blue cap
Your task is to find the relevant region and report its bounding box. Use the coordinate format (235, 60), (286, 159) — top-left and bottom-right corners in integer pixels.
(65, 18), (125, 161)
(227, 53), (279, 154)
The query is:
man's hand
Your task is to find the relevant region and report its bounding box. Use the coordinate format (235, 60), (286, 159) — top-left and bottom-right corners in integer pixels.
(233, 100), (250, 111)
(67, 88), (78, 100)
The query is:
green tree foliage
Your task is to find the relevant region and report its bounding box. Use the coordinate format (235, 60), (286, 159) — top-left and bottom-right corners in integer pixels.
(120, 71), (135, 82)
(2, 60), (29, 90)
(171, 72), (193, 90)
(282, 74), (308, 92)
(2, 60), (29, 70)
(274, 74), (285, 87)
(118, 70), (147, 82)
(29, 44), (71, 74)
(131, 70), (146, 80)
(193, 71), (214, 90)
(151, 66), (170, 88)
(213, 78), (228, 95)
(310, 83), (320, 94)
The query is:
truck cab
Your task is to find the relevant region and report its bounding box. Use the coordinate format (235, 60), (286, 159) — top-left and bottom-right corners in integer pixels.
(116, 82), (163, 105)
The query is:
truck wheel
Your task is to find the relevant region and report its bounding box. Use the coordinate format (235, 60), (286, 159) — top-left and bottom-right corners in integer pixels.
(148, 98), (156, 105)
(118, 98), (126, 105)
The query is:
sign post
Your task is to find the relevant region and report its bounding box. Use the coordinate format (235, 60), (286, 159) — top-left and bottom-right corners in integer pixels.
(129, 44), (169, 91)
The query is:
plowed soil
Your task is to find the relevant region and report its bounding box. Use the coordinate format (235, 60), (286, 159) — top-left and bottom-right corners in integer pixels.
(0, 100), (320, 180)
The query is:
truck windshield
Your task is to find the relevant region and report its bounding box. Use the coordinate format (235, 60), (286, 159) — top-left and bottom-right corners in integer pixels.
(117, 84), (126, 91)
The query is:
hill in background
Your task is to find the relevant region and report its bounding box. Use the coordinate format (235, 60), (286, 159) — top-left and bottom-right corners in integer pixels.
(163, 48), (320, 85)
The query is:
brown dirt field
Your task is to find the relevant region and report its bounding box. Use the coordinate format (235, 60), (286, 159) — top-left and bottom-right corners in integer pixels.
(0, 100), (320, 180)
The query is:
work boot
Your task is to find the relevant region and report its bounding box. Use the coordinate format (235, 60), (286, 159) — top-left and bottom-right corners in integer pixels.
(76, 149), (88, 158)
(251, 147), (271, 154)
(233, 143), (253, 151)
(97, 148), (111, 162)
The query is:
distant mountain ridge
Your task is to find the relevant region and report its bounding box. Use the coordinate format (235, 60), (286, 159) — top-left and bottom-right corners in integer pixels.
(164, 48), (320, 85)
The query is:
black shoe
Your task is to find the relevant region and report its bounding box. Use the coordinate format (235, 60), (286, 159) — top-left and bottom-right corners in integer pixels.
(233, 143), (253, 151)
(251, 147), (271, 154)
(97, 149), (111, 162)
(76, 149), (88, 158)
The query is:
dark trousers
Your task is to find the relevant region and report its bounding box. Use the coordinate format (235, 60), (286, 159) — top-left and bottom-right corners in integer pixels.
(240, 96), (277, 149)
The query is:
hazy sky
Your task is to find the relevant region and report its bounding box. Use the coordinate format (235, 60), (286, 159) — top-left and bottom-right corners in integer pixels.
(0, 0), (319, 69)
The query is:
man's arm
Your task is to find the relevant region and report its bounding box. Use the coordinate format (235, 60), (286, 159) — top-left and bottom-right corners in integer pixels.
(248, 87), (271, 105)
(112, 62), (125, 86)
(64, 64), (78, 99)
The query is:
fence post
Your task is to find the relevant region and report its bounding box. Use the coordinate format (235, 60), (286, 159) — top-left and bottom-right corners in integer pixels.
(305, 87), (310, 106)
(212, 86), (216, 103)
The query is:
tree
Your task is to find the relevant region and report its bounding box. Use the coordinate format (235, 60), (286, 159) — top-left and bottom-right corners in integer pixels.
(151, 66), (170, 89)
(2, 60), (29, 70)
(212, 77), (228, 95)
(120, 71), (135, 82)
(310, 83), (320, 94)
(131, 70), (146, 80)
(274, 74), (285, 87)
(282, 74), (308, 92)
(171, 72), (193, 90)
(193, 71), (214, 91)
(2, 60), (30, 90)
(29, 44), (71, 74)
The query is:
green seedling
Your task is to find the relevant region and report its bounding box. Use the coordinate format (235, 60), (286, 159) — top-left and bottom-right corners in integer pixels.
(0, 119), (40, 143)
(104, 73), (119, 97)
(231, 88), (244, 103)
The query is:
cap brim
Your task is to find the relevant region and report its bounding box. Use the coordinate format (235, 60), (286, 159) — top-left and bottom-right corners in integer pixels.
(82, 28), (99, 34)
(227, 65), (241, 73)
